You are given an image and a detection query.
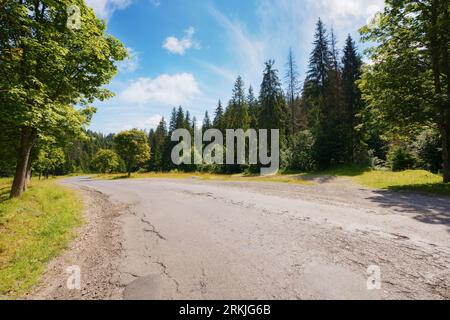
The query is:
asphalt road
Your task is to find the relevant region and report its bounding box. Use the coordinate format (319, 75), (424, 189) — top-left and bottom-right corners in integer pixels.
(65, 176), (450, 300)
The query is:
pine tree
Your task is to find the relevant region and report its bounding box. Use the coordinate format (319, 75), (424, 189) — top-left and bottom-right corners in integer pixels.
(285, 48), (300, 133)
(169, 107), (177, 133)
(305, 19), (331, 97)
(213, 100), (224, 131)
(226, 76), (250, 129)
(247, 86), (259, 129)
(203, 111), (212, 132)
(259, 60), (288, 138)
(175, 106), (185, 129)
(342, 35), (363, 161)
(149, 118), (168, 171)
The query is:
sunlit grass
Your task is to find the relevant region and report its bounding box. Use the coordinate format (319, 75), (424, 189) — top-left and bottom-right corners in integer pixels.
(93, 171), (313, 185)
(0, 179), (82, 299)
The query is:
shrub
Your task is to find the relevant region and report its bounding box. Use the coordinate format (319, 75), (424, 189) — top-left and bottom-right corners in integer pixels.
(288, 130), (316, 171)
(413, 129), (442, 173)
(92, 149), (120, 173)
(387, 145), (416, 171)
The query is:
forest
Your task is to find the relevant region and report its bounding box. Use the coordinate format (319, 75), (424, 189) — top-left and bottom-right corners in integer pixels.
(0, 0), (449, 198)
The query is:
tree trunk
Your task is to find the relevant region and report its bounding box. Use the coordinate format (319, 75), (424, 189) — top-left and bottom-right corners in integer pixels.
(442, 0), (450, 182)
(10, 127), (37, 198)
(442, 121), (450, 183)
(23, 161), (32, 192)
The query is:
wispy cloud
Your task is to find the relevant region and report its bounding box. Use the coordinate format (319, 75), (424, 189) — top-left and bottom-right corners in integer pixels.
(85, 0), (133, 19)
(163, 27), (201, 55)
(208, 0), (383, 90)
(118, 47), (140, 73)
(193, 59), (236, 82)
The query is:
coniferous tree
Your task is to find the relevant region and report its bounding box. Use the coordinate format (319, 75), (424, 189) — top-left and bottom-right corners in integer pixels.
(342, 35), (363, 161)
(203, 111), (212, 132)
(305, 18), (331, 97)
(247, 86), (259, 129)
(149, 118), (168, 171)
(259, 60), (288, 139)
(285, 48), (301, 134)
(226, 76), (250, 129)
(213, 100), (225, 132)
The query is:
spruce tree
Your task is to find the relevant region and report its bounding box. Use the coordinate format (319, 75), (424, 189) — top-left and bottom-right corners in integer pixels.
(213, 100), (225, 131)
(259, 60), (288, 138)
(247, 86), (259, 129)
(203, 111), (212, 132)
(342, 35), (363, 161)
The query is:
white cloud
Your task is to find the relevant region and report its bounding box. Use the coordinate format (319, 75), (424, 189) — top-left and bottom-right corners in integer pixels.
(104, 114), (162, 133)
(120, 73), (201, 106)
(306, 0), (384, 29)
(118, 47), (139, 73)
(163, 27), (200, 55)
(208, 0), (384, 90)
(85, 0), (133, 19)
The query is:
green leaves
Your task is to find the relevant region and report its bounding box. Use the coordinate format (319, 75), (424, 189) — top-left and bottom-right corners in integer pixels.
(113, 129), (151, 175)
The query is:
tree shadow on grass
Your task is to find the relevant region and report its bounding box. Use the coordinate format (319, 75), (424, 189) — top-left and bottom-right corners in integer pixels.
(0, 186), (10, 203)
(366, 185), (450, 232)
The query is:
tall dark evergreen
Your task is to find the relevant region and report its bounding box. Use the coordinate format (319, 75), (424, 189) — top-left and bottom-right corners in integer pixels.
(259, 60), (288, 138)
(202, 111), (212, 132)
(247, 86), (259, 129)
(149, 118), (168, 171)
(305, 19), (331, 96)
(342, 35), (363, 161)
(213, 100), (225, 131)
(227, 76), (250, 129)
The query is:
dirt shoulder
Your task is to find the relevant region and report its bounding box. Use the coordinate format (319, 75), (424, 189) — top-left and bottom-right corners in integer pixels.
(28, 185), (126, 300)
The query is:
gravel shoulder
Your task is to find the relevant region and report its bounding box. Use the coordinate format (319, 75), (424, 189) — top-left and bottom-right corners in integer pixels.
(29, 183), (125, 300)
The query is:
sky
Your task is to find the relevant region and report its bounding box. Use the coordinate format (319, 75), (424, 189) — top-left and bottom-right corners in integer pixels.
(84, 0), (384, 134)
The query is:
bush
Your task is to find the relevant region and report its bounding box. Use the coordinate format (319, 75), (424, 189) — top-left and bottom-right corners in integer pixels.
(413, 129), (442, 173)
(387, 145), (416, 171)
(92, 149), (120, 173)
(286, 130), (316, 171)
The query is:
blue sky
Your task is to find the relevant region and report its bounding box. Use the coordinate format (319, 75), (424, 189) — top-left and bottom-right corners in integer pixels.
(85, 0), (384, 134)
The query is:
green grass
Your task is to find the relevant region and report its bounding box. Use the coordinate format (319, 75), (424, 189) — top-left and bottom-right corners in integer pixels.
(93, 171), (313, 185)
(0, 179), (83, 299)
(307, 166), (450, 196)
(351, 169), (450, 196)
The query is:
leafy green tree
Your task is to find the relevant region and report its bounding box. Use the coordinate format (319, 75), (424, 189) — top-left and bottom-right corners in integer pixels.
(114, 129), (150, 177)
(359, 0), (450, 182)
(92, 149), (120, 173)
(0, 0), (127, 197)
(33, 146), (65, 179)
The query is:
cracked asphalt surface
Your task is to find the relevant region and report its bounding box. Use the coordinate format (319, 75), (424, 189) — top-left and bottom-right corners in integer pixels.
(35, 176), (450, 300)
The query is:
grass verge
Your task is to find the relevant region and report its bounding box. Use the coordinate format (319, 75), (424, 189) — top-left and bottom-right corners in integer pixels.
(93, 172), (313, 185)
(0, 178), (82, 298)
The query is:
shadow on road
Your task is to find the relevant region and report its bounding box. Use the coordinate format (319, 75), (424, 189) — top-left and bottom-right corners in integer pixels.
(367, 189), (450, 232)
